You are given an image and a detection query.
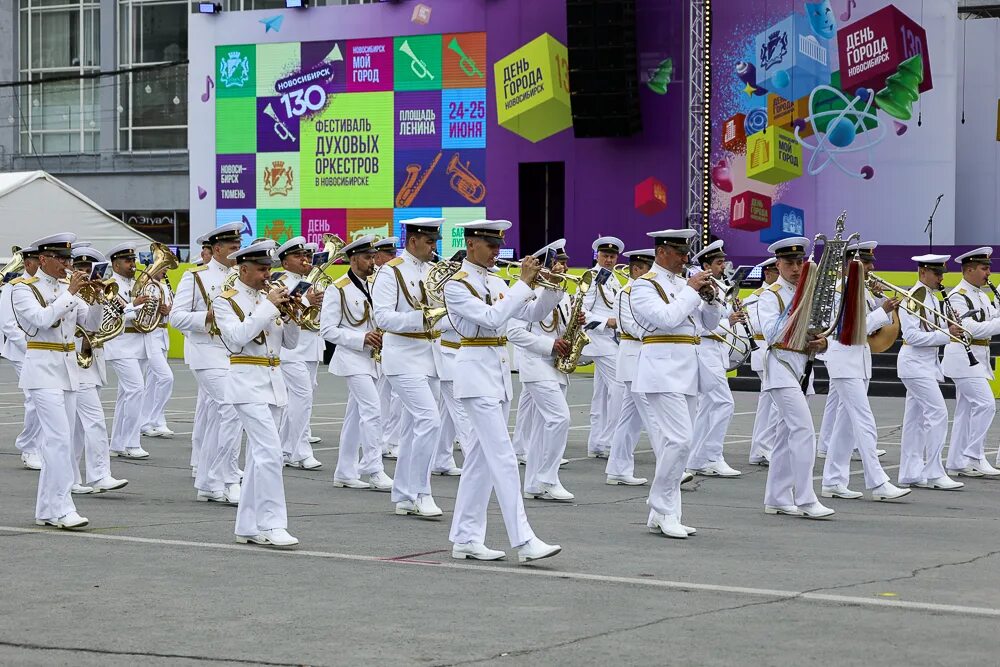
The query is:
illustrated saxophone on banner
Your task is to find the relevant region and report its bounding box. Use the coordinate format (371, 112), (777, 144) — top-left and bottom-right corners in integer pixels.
(396, 151), (442, 208)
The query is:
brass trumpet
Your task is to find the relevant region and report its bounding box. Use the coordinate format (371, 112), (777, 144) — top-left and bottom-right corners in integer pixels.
(495, 258), (584, 291)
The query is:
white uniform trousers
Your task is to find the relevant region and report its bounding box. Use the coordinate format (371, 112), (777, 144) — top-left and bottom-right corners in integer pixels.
(279, 360), (317, 464)
(8, 358), (40, 455)
(644, 392), (696, 520)
(72, 385), (111, 485)
(749, 371), (777, 462)
(139, 349), (173, 430)
(108, 359), (146, 452)
(765, 387), (820, 508)
(816, 381), (840, 455)
(687, 362), (735, 469)
(386, 374), (442, 504)
(434, 380), (468, 470)
(334, 374), (385, 481)
(522, 381), (570, 493)
(193, 368), (242, 493)
(511, 387), (534, 458)
(821, 379), (889, 490)
(377, 375), (402, 454)
(606, 382), (649, 478)
(190, 384), (207, 468)
(587, 355), (624, 454)
(945, 377), (995, 470)
(234, 402), (288, 536)
(898, 377), (949, 484)
(30, 388), (78, 521)
(450, 396), (534, 548)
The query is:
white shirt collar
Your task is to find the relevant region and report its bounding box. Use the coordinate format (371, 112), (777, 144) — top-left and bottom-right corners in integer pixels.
(462, 258), (489, 280)
(114, 271), (132, 283)
(236, 279), (258, 298)
(284, 269), (304, 280)
(777, 276), (795, 290)
(401, 249), (425, 267)
(40, 270), (59, 286)
(209, 258), (230, 272)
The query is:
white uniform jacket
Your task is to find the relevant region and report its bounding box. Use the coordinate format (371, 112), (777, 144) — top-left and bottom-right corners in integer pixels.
(436, 315), (461, 383)
(320, 270), (377, 379)
(942, 279), (1000, 380)
(507, 289), (572, 386)
(757, 277), (807, 391)
(168, 259), (234, 370)
(214, 280), (300, 406)
(78, 348), (108, 388)
(582, 271), (621, 358)
(11, 272), (103, 391)
(277, 271), (324, 363)
(697, 288), (735, 372)
(0, 279), (28, 362)
(897, 283), (950, 381)
(444, 260), (562, 402)
(823, 287), (891, 380)
(372, 250), (437, 377)
(614, 279), (642, 383)
(103, 272), (157, 361)
(630, 268), (724, 395)
(152, 280), (173, 352)
(745, 287), (767, 372)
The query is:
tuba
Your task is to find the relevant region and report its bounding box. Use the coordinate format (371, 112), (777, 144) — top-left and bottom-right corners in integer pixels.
(0, 246), (24, 285)
(131, 243), (179, 334)
(446, 153), (485, 204)
(75, 280), (127, 368)
(300, 233), (346, 331)
(421, 259), (459, 330)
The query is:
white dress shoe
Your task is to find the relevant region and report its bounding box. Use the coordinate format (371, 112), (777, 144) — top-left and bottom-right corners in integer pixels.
(366, 471), (393, 491)
(20, 452), (42, 470)
(414, 494), (443, 517)
(692, 460), (742, 477)
(748, 456), (770, 466)
(647, 512), (688, 539)
(116, 447), (150, 459)
(452, 542), (506, 561)
(153, 426), (174, 438)
(307, 435), (322, 444)
(140, 427), (163, 438)
(798, 502), (835, 519)
(559, 458), (569, 466)
(524, 483), (574, 502)
(917, 475), (964, 490)
(871, 481), (911, 501)
(821, 484), (863, 499)
(950, 466), (984, 478)
(516, 454), (528, 466)
(282, 453), (292, 467)
(91, 476), (128, 493)
(383, 446), (399, 460)
(681, 471), (695, 485)
(191, 466), (198, 479)
(517, 537), (562, 563)
(290, 456), (323, 470)
(431, 466), (463, 476)
(71, 483), (96, 495)
(224, 483), (241, 505)
(237, 528), (298, 547)
(197, 490), (226, 503)
(972, 459), (1000, 476)
(606, 474), (649, 486)
(333, 477), (370, 489)
(764, 504), (803, 516)
(587, 450), (609, 459)
(36, 511), (88, 529)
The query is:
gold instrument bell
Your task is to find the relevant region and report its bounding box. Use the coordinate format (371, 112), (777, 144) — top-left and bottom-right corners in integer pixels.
(131, 242), (179, 333)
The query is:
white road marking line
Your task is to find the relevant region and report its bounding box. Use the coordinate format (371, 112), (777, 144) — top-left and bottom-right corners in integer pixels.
(3, 525), (997, 619)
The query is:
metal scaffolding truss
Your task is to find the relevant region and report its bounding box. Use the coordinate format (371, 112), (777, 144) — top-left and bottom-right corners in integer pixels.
(686, 0), (712, 254)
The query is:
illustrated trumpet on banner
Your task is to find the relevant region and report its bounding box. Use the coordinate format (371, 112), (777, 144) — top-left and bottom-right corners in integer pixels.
(395, 151), (442, 208)
(263, 102), (296, 142)
(446, 153), (486, 204)
(448, 37), (484, 78)
(399, 40), (434, 80)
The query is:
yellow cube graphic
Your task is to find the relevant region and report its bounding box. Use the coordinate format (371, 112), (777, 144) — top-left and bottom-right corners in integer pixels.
(745, 126), (803, 185)
(494, 33), (572, 143)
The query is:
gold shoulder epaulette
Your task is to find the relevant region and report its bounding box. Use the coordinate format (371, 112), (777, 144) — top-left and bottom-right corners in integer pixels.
(769, 283), (782, 292)
(333, 275), (351, 289)
(22, 276), (38, 285)
(220, 289), (238, 299)
(958, 288), (967, 295)
(387, 257), (403, 267)
(623, 285), (632, 294)
(7, 277), (24, 286)
(190, 265), (208, 273)
(639, 270), (656, 280)
(451, 271), (468, 281)
(752, 287), (764, 296)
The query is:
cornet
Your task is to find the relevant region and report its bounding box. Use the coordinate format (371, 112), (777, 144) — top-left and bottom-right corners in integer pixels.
(448, 37), (484, 78)
(399, 40), (434, 80)
(495, 259), (584, 292)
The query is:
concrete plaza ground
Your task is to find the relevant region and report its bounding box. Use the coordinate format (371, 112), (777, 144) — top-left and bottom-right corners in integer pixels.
(2, 361), (999, 665)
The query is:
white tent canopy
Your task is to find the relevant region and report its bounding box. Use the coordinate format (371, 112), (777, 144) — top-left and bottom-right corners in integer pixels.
(0, 171), (153, 257)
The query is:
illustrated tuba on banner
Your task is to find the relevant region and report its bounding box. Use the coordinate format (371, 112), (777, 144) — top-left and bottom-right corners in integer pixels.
(446, 153), (486, 204)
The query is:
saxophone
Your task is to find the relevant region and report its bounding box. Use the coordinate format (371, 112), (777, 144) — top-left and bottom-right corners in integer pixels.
(554, 271), (595, 374)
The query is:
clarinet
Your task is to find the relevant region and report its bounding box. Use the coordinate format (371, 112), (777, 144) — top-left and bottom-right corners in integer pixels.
(939, 288), (979, 367)
(730, 292), (759, 352)
(987, 281), (1000, 308)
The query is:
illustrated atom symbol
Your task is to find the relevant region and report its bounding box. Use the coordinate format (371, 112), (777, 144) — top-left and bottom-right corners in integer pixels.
(794, 86), (888, 181)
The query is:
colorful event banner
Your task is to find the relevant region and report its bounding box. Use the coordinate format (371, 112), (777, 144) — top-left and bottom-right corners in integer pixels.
(215, 32), (487, 254)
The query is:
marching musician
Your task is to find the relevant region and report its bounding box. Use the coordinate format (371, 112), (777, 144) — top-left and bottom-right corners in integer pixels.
(582, 235), (625, 459)
(630, 229), (720, 539)
(186, 235), (215, 478)
(215, 240), (300, 547)
(687, 240), (743, 478)
(320, 236), (393, 491)
(69, 246), (129, 495)
(274, 237), (325, 470)
(13, 233), (104, 529)
(1, 244), (42, 470)
(432, 256), (468, 479)
(756, 237), (833, 519)
(304, 241), (323, 449)
(747, 258), (778, 466)
(372, 218), (445, 518)
(139, 261), (175, 439)
(444, 220), (563, 563)
(169, 222), (244, 505)
(104, 243), (155, 459)
(944, 248), (1000, 478)
(508, 239), (576, 502)
(897, 254), (965, 489)
(818, 241), (910, 502)
(372, 236), (403, 460)
(605, 248), (655, 487)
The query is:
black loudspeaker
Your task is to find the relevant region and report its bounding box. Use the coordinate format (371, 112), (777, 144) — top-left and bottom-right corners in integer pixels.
(566, 0), (642, 138)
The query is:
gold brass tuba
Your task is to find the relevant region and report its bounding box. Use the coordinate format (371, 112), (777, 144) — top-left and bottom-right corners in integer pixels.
(0, 246), (24, 284)
(131, 243), (179, 334)
(446, 153), (486, 204)
(76, 280), (127, 369)
(299, 233), (346, 332)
